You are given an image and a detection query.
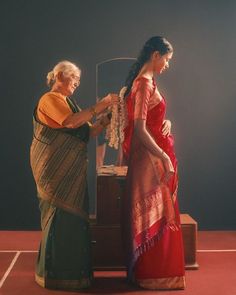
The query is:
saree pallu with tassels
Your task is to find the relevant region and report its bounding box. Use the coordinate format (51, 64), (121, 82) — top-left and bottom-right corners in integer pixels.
(122, 86), (186, 290)
(30, 114), (93, 290)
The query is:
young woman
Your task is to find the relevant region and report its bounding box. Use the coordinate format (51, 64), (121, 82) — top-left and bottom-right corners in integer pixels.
(30, 60), (118, 290)
(122, 37), (186, 290)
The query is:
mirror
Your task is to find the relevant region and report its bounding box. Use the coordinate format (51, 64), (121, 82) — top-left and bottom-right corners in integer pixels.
(96, 57), (136, 169)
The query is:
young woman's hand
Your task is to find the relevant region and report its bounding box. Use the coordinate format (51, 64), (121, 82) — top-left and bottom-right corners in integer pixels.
(161, 153), (175, 182)
(161, 119), (171, 136)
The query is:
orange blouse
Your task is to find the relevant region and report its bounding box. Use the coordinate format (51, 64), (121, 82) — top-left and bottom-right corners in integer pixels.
(37, 92), (73, 129)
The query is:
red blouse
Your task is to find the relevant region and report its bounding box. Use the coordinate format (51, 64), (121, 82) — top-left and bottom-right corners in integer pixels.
(123, 76), (177, 168)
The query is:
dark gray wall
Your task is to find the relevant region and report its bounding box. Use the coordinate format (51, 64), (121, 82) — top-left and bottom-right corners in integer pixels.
(1, 0), (236, 230)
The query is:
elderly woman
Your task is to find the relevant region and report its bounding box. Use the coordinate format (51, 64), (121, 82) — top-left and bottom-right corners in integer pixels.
(30, 60), (118, 290)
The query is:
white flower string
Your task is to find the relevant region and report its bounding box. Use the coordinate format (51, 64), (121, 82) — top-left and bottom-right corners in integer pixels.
(106, 86), (128, 149)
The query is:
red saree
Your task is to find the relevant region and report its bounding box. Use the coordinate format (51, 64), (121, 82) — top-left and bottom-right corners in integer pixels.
(122, 77), (185, 290)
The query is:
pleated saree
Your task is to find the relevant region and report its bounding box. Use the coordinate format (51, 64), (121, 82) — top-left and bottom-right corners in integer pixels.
(122, 77), (186, 290)
(30, 93), (93, 290)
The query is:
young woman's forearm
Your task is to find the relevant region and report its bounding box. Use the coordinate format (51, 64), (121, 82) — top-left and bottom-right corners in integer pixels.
(134, 120), (166, 158)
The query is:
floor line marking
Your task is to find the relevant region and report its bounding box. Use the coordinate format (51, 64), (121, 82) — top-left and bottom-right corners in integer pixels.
(0, 251), (21, 289)
(197, 249), (236, 252)
(1, 250), (236, 253)
(0, 250), (38, 253)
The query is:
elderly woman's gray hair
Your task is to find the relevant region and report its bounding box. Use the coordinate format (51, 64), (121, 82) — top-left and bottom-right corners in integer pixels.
(46, 60), (81, 86)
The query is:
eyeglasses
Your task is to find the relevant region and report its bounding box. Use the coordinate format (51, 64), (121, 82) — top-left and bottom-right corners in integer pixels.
(71, 74), (81, 82)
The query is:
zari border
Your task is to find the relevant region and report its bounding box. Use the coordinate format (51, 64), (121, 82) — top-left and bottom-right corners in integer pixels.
(35, 274), (45, 288)
(35, 274), (92, 290)
(136, 275), (186, 290)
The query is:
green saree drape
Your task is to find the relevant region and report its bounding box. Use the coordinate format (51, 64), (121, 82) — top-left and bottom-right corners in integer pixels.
(30, 98), (93, 290)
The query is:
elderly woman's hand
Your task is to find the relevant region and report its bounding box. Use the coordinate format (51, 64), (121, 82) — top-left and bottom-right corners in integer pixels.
(161, 119), (172, 136)
(101, 93), (119, 106)
(99, 113), (111, 127)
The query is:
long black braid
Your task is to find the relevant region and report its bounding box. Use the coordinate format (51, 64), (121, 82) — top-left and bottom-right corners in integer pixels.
(124, 36), (173, 97)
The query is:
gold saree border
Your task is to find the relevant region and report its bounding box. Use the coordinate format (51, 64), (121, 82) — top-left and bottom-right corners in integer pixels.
(136, 275), (186, 290)
(35, 273), (92, 290)
(35, 274), (45, 288)
(37, 187), (89, 222)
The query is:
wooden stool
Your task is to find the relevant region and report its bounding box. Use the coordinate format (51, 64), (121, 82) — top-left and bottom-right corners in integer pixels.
(180, 214), (199, 269)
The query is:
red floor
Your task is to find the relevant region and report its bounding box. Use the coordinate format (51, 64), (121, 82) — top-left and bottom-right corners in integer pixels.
(0, 231), (236, 295)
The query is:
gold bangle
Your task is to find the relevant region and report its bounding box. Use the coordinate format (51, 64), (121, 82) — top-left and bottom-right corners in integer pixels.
(90, 106), (97, 118)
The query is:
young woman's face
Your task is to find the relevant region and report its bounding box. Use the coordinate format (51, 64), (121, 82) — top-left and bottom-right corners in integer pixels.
(152, 52), (173, 74)
(60, 73), (81, 96)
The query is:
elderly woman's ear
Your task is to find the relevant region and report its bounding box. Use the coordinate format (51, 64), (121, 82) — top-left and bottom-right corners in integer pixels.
(56, 71), (64, 82)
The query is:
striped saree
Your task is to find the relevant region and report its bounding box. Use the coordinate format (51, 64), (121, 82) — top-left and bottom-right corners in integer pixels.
(30, 97), (93, 290)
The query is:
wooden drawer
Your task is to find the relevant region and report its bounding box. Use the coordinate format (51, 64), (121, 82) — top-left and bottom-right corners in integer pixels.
(96, 175), (124, 225)
(90, 224), (125, 269)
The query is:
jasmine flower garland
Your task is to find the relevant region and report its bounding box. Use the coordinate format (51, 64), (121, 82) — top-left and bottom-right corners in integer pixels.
(106, 86), (128, 149)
